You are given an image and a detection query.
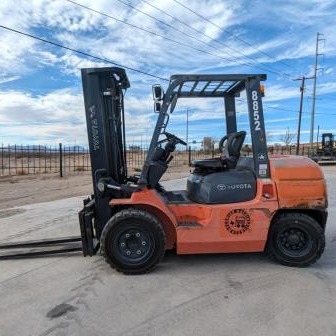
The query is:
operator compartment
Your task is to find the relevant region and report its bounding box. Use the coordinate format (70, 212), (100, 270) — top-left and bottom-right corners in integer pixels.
(187, 168), (256, 204)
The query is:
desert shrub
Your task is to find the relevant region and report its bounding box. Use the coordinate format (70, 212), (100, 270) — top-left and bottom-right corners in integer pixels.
(74, 166), (86, 172)
(17, 169), (27, 175)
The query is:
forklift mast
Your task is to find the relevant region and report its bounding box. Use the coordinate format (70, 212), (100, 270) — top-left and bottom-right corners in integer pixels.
(0, 67), (131, 260)
(81, 67), (130, 238)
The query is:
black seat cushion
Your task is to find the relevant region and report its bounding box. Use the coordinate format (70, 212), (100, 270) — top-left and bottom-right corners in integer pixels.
(191, 158), (223, 169)
(191, 131), (247, 172)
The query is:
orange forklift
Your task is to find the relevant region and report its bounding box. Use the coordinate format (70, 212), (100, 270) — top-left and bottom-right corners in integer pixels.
(0, 68), (327, 274)
(78, 68), (327, 274)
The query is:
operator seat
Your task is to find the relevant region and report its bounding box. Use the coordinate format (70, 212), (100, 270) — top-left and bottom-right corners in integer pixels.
(192, 131), (246, 173)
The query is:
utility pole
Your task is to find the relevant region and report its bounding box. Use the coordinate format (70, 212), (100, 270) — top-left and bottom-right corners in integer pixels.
(309, 32), (325, 150)
(294, 76), (313, 155)
(186, 108), (189, 146)
(295, 77), (305, 155)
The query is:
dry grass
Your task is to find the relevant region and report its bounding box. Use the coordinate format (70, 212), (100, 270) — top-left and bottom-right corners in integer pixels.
(16, 169), (27, 176)
(74, 166), (86, 172)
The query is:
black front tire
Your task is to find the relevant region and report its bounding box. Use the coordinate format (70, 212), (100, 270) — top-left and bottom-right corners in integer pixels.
(266, 213), (325, 267)
(101, 209), (166, 275)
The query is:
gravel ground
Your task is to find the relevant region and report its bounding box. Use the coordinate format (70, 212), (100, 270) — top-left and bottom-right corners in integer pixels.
(0, 167), (189, 210)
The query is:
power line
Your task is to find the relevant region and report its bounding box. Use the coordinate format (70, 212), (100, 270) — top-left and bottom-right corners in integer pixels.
(65, 0), (289, 78)
(237, 98), (336, 116)
(65, 0), (252, 71)
(114, 0), (240, 61)
(1, 28), (333, 118)
(116, 0), (290, 78)
(0, 24), (169, 82)
(267, 107), (334, 116)
(138, 0), (296, 78)
(264, 105), (335, 116)
(171, 0), (298, 73)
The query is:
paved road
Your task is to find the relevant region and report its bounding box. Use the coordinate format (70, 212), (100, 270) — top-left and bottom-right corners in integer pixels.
(0, 175), (336, 336)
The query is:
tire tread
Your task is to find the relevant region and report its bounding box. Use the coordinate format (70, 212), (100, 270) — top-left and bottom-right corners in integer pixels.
(266, 212), (325, 267)
(101, 208), (166, 275)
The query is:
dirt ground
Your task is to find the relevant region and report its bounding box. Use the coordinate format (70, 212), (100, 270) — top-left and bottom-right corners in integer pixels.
(0, 166), (190, 211)
(0, 165), (335, 211)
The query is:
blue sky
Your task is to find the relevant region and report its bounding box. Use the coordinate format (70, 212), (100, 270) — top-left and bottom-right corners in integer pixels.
(0, 0), (335, 147)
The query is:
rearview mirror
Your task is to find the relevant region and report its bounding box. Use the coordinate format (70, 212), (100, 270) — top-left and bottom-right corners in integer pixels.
(152, 84), (164, 101)
(154, 102), (161, 113)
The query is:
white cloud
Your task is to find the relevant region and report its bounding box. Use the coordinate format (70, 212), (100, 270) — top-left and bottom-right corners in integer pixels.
(263, 84), (300, 102)
(0, 0), (335, 145)
(324, 67), (333, 75)
(316, 81), (336, 95)
(0, 88), (157, 144)
(0, 75), (20, 84)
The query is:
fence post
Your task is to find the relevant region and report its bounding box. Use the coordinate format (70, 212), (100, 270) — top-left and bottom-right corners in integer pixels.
(14, 144), (17, 175)
(59, 143), (63, 178)
(1, 143), (3, 176)
(188, 146), (191, 166)
(8, 144), (11, 176)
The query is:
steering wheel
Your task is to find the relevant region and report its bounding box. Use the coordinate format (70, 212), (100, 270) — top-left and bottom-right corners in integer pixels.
(218, 135), (228, 153)
(164, 131), (187, 146)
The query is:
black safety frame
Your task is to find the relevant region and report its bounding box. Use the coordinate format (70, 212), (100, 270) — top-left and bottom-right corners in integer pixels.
(139, 74), (269, 184)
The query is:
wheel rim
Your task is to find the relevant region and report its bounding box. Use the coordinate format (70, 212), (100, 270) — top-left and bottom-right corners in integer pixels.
(276, 227), (313, 258)
(113, 227), (154, 265)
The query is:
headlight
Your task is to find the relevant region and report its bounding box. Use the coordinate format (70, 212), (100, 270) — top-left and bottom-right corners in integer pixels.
(97, 181), (106, 193)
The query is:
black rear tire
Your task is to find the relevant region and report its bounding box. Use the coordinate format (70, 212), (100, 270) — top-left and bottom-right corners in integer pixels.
(266, 212), (325, 267)
(101, 209), (166, 275)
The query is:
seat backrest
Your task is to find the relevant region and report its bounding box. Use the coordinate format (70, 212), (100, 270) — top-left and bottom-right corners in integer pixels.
(222, 131), (246, 169)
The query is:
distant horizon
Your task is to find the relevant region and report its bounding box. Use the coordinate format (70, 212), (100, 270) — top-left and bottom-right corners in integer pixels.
(0, 138), (328, 149)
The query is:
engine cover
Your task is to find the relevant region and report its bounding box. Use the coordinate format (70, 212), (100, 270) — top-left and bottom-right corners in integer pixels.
(187, 169), (257, 204)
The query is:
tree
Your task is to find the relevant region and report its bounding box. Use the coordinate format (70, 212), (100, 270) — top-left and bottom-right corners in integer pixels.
(279, 127), (296, 148)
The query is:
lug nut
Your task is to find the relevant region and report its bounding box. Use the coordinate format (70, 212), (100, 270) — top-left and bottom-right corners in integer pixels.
(125, 233), (130, 238)
(137, 250), (142, 255)
(142, 241), (146, 246)
(120, 242), (125, 247)
(136, 233), (140, 238)
(126, 250), (131, 255)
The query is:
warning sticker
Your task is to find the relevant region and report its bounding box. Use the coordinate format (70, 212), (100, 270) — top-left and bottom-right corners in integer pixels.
(224, 209), (251, 235)
(259, 164), (268, 177)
